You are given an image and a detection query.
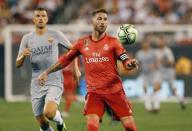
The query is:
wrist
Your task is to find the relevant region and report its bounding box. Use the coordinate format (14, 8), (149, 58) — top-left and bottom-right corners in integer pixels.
(18, 54), (25, 61)
(45, 70), (49, 75)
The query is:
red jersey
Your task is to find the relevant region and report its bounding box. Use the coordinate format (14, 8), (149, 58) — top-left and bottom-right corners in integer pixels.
(59, 34), (126, 94)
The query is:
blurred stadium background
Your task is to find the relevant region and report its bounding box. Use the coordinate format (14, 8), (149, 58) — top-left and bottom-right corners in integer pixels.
(0, 0), (192, 131)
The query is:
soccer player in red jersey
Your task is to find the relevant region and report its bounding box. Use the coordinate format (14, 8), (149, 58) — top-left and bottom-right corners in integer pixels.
(62, 62), (79, 117)
(38, 9), (138, 131)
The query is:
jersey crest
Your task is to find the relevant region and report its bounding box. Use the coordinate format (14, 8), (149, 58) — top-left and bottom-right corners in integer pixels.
(103, 44), (109, 51)
(48, 36), (54, 44)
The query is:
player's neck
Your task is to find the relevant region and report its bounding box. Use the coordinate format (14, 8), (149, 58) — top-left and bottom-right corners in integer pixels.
(91, 31), (106, 41)
(35, 27), (48, 35)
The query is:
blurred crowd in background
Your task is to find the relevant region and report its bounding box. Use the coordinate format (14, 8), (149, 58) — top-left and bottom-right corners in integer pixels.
(0, 0), (192, 76)
(1, 0), (192, 25)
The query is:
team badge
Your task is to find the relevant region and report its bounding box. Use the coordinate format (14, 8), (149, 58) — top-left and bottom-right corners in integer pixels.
(84, 47), (89, 51)
(48, 37), (54, 43)
(103, 44), (109, 50)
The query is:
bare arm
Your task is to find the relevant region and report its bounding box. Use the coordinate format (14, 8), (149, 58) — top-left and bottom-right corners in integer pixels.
(38, 49), (80, 85)
(16, 48), (31, 68)
(16, 53), (25, 68)
(46, 61), (63, 74)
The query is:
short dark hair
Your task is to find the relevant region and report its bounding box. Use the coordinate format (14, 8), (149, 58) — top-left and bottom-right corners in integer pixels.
(35, 7), (47, 12)
(92, 9), (108, 16)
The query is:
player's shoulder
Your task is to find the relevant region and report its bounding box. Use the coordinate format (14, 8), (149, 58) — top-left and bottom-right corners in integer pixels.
(75, 35), (90, 45)
(106, 34), (117, 40)
(105, 34), (121, 47)
(48, 29), (64, 36)
(22, 32), (34, 39)
(105, 34), (120, 46)
(78, 35), (90, 42)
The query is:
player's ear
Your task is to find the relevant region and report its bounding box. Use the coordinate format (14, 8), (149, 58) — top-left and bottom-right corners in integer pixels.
(32, 16), (35, 24)
(45, 17), (48, 23)
(91, 16), (96, 24)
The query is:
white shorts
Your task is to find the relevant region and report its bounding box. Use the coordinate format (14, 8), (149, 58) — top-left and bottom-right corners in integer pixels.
(156, 68), (176, 89)
(31, 79), (63, 116)
(140, 71), (159, 87)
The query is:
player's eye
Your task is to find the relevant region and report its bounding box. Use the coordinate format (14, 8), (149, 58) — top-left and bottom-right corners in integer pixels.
(104, 17), (107, 21)
(97, 17), (102, 20)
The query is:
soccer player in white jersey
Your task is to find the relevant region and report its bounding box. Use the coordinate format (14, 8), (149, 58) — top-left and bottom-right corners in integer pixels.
(136, 40), (160, 112)
(155, 36), (186, 110)
(16, 7), (80, 131)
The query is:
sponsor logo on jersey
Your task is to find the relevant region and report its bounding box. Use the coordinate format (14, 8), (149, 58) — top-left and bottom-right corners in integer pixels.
(31, 45), (52, 56)
(85, 52), (109, 63)
(48, 37), (54, 43)
(85, 57), (109, 63)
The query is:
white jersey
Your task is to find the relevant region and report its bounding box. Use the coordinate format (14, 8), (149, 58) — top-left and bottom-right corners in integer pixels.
(19, 29), (71, 79)
(156, 47), (175, 70)
(155, 47), (175, 84)
(136, 49), (156, 74)
(136, 49), (158, 85)
(18, 29), (71, 98)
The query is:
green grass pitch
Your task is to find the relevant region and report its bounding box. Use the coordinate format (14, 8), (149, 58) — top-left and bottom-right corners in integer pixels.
(0, 100), (191, 131)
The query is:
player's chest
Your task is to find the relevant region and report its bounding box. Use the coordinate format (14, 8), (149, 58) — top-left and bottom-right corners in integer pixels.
(28, 34), (58, 47)
(28, 37), (58, 56)
(80, 42), (114, 57)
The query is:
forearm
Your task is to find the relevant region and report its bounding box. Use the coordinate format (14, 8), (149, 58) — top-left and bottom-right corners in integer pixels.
(16, 54), (25, 68)
(46, 61), (63, 74)
(46, 53), (76, 74)
(118, 52), (131, 70)
(118, 52), (138, 70)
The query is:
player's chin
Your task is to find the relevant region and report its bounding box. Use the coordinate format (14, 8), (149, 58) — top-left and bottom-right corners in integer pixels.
(37, 24), (45, 29)
(98, 29), (106, 34)
(127, 67), (134, 70)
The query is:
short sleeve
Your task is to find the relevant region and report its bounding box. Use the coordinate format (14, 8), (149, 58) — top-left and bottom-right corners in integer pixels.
(59, 40), (81, 66)
(18, 35), (28, 54)
(56, 31), (72, 50)
(71, 39), (81, 52)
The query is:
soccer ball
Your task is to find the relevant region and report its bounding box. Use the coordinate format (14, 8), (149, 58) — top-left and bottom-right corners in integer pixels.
(117, 24), (138, 45)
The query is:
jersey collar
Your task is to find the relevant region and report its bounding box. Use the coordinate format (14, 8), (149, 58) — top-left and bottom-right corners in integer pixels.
(89, 33), (107, 43)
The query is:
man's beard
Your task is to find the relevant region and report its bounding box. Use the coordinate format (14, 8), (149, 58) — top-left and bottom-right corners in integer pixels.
(96, 27), (106, 34)
(38, 26), (44, 29)
(37, 25), (45, 29)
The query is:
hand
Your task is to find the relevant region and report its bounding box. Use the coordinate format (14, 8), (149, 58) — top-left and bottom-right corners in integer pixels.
(38, 71), (48, 86)
(127, 59), (139, 70)
(22, 48), (31, 57)
(75, 70), (81, 78)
